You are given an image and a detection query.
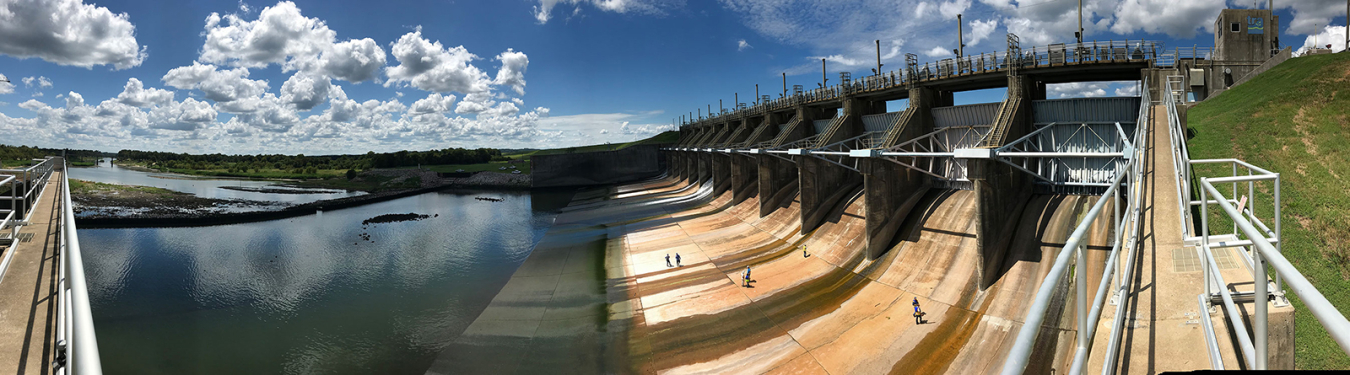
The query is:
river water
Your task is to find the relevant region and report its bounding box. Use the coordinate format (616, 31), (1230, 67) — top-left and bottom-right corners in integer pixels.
(80, 188), (575, 374)
(68, 159), (365, 204)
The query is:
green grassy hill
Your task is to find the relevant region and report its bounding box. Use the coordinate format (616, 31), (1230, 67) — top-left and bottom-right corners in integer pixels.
(505, 130), (678, 158)
(1187, 51), (1350, 369)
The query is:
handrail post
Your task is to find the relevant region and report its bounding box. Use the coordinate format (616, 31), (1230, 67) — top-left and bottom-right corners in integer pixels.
(1201, 178), (1211, 298)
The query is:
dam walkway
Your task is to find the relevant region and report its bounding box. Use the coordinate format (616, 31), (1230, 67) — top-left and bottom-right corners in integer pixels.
(0, 158), (101, 375)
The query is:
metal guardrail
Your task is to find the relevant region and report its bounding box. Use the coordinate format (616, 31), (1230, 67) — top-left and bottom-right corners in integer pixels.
(56, 158), (104, 374)
(1164, 76), (1195, 237)
(0, 157), (58, 284)
(1195, 165), (1350, 369)
(999, 78), (1150, 375)
(679, 38), (1163, 129)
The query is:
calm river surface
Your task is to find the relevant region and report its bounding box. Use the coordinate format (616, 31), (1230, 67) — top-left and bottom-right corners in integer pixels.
(69, 159), (365, 204)
(80, 189), (574, 374)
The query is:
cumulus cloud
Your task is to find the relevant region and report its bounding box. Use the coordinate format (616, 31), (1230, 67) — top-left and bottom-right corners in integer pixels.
(385, 27), (493, 94)
(409, 93), (458, 114)
(1048, 81), (1138, 98)
(279, 72), (331, 111)
(925, 46), (953, 57)
(1110, 0), (1226, 39)
(967, 19), (998, 47)
(162, 62), (270, 109)
(0, 74), (12, 95)
(494, 49), (529, 95)
(114, 78), (175, 107)
(0, 0), (147, 69)
(22, 76), (53, 89)
(1294, 25), (1347, 56)
(533, 0), (684, 24)
(199, 1), (386, 82)
(737, 39), (753, 51)
(1278, 0), (1349, 35)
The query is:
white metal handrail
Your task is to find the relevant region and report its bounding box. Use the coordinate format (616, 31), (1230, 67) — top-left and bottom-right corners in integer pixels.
(56, 158), (104, 374)
(1001, 79), (1150, 375)
(1197, 169), (1350, 369)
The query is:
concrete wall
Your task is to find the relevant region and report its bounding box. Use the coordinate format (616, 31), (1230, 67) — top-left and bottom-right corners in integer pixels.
(863, 87), (939, 260)
(971, 75), (1035, 290)
(532, 144), (667, 188)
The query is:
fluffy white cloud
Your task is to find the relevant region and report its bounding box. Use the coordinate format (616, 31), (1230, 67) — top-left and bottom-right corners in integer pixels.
(1110, 0), (1226, 39)
(319, 38), (387, 82)
(494, 49), (529, 95)
(22, 76), (53, 89)
(409, 93), (458, 114)
(1294, 25), (1347, 56)
(967, 19), (998, 47)
(148, 98), (219, 131)
(162, 62), (270, 107)
(737, 39), (753, 51)
(925, 46), (953, 57)
(0, 0), (147, 69)
(1277, 0), (1349, 35)
(385, 28), (493, 94)
(199, 1), (386, 83)
(280, 72), (331, 111)
(1048, 81), (1138, 99)
(533, 0), (684, 24)
(0, 74), (12, 95)
(114, 78), (175, 107)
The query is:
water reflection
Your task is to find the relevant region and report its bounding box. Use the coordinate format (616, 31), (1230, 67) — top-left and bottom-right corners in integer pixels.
(82, 189), (574, 374)
(69, 158), (365, 204)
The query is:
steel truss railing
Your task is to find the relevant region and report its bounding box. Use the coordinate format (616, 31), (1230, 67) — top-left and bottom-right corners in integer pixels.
(992, 122), (1132, 186)
(1000, 79), (1151, 375)
(776, 131), (886, 172)
(679, 38), (1162, 130)
(870, 125), (988, 181)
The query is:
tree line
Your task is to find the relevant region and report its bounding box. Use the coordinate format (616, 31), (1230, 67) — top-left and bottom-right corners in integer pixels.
(0, 145), (111, 164)
(115, 147), (506, 173)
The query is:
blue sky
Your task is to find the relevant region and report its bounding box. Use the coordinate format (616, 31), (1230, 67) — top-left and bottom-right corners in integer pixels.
(0, 0), (1345, 155)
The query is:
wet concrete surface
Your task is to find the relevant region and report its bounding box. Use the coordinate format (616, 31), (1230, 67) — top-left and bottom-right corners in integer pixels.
(427, 175), (1114, 374)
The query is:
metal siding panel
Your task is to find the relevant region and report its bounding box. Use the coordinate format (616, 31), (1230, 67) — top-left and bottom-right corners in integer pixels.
(861, 111), (904, 133)
(933, 102), (1001, 128)
(812, 119), (834, 133)
(1032, 97), (1142, 125)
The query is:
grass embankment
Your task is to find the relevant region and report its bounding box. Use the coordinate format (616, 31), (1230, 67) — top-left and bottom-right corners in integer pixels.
(1186, 51), (1350, 369)
(504, 130), (678, 159)
(116, 160), (344, 180)
(69, 179), (183, 197)
(290, 174), (421, 192)
(403, 160), (531, 174)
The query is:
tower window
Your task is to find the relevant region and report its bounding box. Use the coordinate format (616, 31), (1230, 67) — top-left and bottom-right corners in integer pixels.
(1231, 22), (1240, 32)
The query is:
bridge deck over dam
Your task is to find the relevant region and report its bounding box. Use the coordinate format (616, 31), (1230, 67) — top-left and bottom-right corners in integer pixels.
(0, 167), (64, 373)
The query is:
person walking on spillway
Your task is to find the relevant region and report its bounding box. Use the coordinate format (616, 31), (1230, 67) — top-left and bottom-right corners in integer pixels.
(666, 254), (672, 267)
(913, 298), (926, 324)
(743, 266), (752, 287)
(675, 253), (682, 267)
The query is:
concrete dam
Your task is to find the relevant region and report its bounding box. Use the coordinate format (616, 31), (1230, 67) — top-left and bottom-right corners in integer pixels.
(426, 15), (1342, 374)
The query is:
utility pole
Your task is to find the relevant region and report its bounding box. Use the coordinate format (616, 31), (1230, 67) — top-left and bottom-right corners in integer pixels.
(755, 84), (759, 104)
(875, 40), (883, 75)
(957, 14), (965, 58)
(735, 93), (739, 109)
(1077, 0), (1084, 43)
(821, 58), (828, 88)
(719, 99), (723, 114)
(782, 73), (787, 97)
(708, 104), (711, 117)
